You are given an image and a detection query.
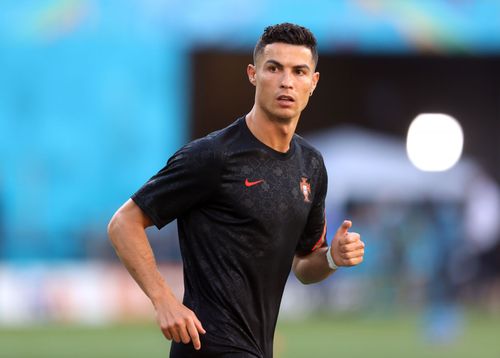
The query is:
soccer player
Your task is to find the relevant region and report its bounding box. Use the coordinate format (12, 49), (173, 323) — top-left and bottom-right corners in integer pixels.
(108, 23), (365, 357)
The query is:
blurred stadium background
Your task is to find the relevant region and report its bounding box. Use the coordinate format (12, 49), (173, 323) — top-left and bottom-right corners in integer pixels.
(1, 1), (500, 357)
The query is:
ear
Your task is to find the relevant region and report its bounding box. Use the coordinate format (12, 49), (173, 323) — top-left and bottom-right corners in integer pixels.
(310, 71), (320, 95)
(247, 64), (256, 86)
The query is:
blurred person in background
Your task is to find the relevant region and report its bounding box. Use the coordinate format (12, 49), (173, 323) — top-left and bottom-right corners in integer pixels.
(108, 23), (365, 358)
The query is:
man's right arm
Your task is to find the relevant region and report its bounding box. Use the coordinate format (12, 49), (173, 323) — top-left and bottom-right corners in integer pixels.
(107, 199), (206, 350)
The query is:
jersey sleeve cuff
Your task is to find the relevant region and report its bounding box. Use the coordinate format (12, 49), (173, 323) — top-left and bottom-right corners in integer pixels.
(131, 194), (166, 230)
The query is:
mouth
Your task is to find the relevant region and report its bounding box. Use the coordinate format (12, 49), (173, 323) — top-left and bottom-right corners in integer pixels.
(276, 95), (295, 105)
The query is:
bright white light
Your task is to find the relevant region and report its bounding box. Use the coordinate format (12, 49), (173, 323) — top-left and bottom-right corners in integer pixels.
(406, 113), (464, 172)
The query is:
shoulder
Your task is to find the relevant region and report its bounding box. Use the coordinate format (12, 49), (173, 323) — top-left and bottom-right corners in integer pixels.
(204, 116), (245, 149)
(293, 133), (326, 170)
(168, 117), (243, 166)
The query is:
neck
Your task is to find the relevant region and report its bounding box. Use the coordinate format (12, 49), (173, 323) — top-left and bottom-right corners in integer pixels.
(245, 106), (299, 153)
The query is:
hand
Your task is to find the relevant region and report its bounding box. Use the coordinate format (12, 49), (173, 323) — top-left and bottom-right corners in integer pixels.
(330, 220), (364, 267)
(154, 292), (206, 350)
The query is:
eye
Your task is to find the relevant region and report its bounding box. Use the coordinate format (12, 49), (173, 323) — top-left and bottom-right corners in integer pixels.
(268, 65), (278, 72)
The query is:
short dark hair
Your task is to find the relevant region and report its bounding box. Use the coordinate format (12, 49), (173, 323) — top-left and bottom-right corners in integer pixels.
(253, 23), (318, 67)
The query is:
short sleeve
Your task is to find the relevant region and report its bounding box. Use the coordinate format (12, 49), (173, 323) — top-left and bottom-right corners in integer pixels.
(295, 157), (328, 256)
(131, 138), (222, 229)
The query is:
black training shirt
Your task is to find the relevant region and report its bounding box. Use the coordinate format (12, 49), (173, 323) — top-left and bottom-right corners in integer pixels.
(132, 117), (328, 358)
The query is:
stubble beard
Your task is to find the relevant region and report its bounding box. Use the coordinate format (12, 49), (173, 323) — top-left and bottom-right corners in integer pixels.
(255, 93), (301, 125)
(270, 115), (294, 125)
(262, 106), (296, 125)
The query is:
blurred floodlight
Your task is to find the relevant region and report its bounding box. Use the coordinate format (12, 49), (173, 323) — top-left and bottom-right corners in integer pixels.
(406, 113), (464, 172)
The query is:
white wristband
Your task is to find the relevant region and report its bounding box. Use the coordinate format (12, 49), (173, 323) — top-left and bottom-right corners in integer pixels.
(326, 246), (338, 270)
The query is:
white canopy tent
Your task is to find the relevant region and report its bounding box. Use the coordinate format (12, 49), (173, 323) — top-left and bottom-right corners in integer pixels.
(307, 126), (500, 251)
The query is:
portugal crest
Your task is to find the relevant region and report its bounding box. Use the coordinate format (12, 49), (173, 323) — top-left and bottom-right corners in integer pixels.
(300, 177), (311, 203)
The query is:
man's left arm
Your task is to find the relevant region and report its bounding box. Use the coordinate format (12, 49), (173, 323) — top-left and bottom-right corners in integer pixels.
(292, 220), (365, 284)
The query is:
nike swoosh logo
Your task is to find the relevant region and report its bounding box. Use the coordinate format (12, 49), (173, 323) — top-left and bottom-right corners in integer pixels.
(245, 178), (264, 187)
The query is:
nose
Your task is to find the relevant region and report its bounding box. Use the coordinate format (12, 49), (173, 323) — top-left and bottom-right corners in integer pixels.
(280, 70), (293, 89)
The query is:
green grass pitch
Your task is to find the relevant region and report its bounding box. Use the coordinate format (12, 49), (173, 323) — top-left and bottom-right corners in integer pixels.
(1, 312), (499, 357)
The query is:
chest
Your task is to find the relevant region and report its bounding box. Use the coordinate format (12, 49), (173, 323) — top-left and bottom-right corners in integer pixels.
(214, 150), (321, 230)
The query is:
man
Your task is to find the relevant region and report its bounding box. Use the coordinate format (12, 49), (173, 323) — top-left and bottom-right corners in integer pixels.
(108, 23), (365, 357)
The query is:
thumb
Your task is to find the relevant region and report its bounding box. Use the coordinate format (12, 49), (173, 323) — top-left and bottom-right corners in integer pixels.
(336, 220), (352, 236)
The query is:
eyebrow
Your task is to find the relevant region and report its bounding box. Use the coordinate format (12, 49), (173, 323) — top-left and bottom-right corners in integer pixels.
(264, 59), (311, 72)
